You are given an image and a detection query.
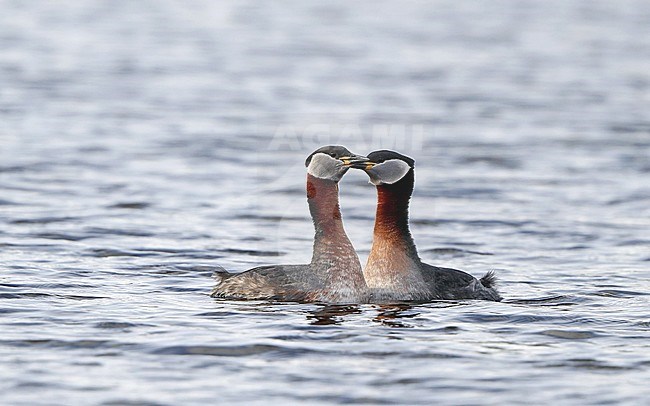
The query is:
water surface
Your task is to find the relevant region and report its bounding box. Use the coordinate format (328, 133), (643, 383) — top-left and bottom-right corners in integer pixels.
(1, 1), (649, 404)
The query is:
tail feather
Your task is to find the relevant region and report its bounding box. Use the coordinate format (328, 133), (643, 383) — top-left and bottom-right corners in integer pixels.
(212, 266), (233, 285)
(480, 271), (498, 289)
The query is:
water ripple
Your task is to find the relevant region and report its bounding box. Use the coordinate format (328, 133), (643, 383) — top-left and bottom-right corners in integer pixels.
(152, 344), (288, 357)
(1, 1), (649, 404)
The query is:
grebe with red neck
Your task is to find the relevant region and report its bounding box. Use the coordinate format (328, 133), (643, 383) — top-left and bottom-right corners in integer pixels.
(211, 146), (369, 303)
(353, 150), (501, 301)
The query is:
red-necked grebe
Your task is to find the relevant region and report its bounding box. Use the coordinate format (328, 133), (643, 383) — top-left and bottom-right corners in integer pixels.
(351, 150), (501, 302)
(211, 146), (369, 303)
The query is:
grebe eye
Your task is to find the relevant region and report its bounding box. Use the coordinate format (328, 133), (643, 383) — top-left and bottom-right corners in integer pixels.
(329, 153), (337, 158)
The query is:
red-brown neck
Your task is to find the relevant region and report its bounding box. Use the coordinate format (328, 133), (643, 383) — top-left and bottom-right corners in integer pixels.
(371, 171), (420, 262)
(307, 174), (343, 231)
(306, 174), (355, 265)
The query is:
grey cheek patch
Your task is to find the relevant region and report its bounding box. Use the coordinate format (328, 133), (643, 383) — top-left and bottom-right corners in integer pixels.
(368, 159), (411, 185)
(307, 153), (343, 180)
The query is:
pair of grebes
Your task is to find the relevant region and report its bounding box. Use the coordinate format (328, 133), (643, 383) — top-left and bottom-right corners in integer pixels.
(212, 146), (501, 303)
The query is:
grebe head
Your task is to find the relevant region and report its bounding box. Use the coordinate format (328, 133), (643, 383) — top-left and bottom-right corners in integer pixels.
(351, 150), (414, 185)
(305, 145), (369, 182)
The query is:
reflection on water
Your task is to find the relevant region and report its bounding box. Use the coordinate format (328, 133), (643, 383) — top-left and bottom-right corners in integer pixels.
(1, 0), (650, 404)
(373, 304), (418, 328)
(307, 304), (421, 328)
(308, 305), (363, 325)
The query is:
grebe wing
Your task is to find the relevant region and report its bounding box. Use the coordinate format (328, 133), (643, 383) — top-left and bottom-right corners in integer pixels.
(210, 264), (313, 301)
(421, 263), (501, 301)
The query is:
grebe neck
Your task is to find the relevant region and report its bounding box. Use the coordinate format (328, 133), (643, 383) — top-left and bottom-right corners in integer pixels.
(306, 174), (356, 266)
(371, 173), (420, 263)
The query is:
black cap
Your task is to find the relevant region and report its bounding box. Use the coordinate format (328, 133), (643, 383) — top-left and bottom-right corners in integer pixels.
(305, 145), (356, 167)
(367, 150), (415, 168)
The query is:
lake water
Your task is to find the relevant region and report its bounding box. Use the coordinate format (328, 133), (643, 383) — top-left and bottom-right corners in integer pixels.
(1, 0), (649, 404)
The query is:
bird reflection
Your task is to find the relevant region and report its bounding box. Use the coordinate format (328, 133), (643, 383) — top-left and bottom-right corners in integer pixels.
(373, 303), (418, 328)
(306, 303), (420, 327)
(307, 304), (362, 325)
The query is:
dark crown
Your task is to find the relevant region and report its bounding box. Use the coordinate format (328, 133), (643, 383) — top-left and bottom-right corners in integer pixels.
(367, 150), (415, 168)
(305, 145), (354, 167)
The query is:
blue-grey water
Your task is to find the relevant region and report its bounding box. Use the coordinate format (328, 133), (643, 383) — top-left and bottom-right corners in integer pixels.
(1, 1), (649, 404)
